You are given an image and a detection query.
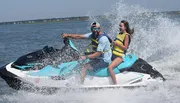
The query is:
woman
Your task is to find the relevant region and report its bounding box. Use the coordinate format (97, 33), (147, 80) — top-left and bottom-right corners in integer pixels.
(108, 20), (134, 85)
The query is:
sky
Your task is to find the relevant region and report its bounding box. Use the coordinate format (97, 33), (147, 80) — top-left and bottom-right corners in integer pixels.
(0, 0), (180, 22)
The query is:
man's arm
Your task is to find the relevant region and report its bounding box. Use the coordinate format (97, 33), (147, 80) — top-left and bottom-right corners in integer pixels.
(62, 33), (86, 39)
(87, 52), (102, 59)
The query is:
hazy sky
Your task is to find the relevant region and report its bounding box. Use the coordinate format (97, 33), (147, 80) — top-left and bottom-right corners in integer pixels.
(0, 0), (180, 22)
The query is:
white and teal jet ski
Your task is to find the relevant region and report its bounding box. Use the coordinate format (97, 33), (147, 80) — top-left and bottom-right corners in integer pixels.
(0, 38), (165, 91)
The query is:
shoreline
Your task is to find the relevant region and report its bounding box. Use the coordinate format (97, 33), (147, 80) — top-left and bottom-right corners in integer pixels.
(0, 11), (179, 25)
(0, 16), (89, 25)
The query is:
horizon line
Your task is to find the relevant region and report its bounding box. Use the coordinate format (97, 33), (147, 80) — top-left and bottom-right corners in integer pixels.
(1, 10), (180, 25)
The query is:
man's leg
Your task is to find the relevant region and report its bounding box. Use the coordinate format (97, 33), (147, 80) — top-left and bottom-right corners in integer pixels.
(80, 63), (93, 84)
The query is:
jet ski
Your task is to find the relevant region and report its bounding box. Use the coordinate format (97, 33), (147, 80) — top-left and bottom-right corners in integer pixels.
(0, 38), (165, 91)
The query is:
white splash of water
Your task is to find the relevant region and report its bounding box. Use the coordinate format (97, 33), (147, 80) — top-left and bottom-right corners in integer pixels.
(2, 1), (180, 103)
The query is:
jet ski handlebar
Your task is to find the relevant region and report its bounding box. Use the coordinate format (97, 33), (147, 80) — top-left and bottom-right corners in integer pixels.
(63, 37), (70, 46)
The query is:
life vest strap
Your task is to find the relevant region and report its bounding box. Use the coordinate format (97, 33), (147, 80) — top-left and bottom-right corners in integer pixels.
(114, 38), (123, 44)
(90, 38), (98, 44)
(85, 33), (112, 54)
(113, 49), (124, 54)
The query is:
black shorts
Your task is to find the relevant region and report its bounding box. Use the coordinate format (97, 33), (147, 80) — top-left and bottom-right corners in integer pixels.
(111, 54), (123, 61)
(88, 59), (109, 69)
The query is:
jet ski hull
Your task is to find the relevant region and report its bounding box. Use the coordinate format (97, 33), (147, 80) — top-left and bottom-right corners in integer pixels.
(0, 61), (160, 92)
(0, 38), (165, 92)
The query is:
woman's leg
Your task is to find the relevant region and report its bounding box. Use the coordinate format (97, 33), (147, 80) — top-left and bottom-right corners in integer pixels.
(108, 57), (123, 85)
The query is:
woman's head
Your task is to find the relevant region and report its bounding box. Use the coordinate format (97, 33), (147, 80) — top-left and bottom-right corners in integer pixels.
(119, 20), (134, 35)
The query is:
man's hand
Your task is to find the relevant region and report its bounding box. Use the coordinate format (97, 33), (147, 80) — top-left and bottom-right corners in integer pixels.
(62, 33), (68, 38)
(113, 41), (118, 46)
(80, 55), (87, 60)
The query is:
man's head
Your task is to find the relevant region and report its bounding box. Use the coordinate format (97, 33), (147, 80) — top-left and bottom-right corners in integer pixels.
(91, 22), (100, 28)
(91, 22), (101, 35)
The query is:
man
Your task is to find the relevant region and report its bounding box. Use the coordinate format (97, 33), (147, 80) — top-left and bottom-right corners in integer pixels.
(62, 22), (112, 83)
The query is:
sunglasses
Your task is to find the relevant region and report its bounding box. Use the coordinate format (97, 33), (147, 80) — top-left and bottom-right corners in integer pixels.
(91, 27), (99, 31)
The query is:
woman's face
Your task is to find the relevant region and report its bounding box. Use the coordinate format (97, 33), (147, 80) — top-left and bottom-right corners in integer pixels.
(119, 23), (126, 32)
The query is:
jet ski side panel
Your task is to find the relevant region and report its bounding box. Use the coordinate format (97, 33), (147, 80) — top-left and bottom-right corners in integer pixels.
(26, 54), (137, 78)
(87, 54), (138, 77)
(126, 58), (165, 80)
(28, 61), (79, 77)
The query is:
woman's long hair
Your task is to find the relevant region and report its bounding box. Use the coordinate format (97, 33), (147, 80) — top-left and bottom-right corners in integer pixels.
(121, 20), (134, 35)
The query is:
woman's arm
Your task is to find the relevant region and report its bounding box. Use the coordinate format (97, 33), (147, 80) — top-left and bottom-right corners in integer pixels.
(113, 35), (129, 50)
